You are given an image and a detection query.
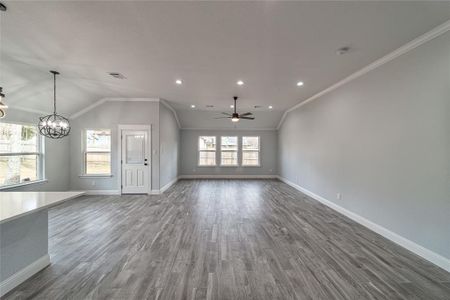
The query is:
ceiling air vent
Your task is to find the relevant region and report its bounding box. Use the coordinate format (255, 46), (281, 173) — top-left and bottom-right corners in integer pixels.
(206, 105), (214, 108)
(254, 105), (262, 109)
(109, 72), (126, 79)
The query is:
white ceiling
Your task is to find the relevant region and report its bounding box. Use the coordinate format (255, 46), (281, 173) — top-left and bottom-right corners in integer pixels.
(1, 1), (449, 128)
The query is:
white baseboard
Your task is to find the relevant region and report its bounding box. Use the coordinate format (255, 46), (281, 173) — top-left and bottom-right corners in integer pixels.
(160, 177), (179, 193)
(0, 254), (50, 297)
(149, 190), (160, 195)
(84, 190), (121, 195)
(179, 175), (278, 179)
(277, 176), (450, 273)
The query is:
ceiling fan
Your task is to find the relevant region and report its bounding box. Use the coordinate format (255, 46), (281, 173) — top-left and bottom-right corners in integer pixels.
(216, 96), (254, 122)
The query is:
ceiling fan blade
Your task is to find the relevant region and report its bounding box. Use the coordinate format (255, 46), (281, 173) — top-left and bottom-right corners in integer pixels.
(221, 112), (232, 116)
(240, 116), (255, 120)
(240, 112), (253, 117)
(214, 117), (231, 119)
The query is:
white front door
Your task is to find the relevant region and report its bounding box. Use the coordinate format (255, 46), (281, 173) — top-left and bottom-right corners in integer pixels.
(121, 130), (149, 194)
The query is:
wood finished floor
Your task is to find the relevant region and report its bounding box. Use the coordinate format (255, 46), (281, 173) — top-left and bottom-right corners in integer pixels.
(4, 179), (450, 300)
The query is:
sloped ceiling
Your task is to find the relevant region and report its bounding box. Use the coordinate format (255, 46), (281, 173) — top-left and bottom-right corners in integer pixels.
(1, 1), (449, 128)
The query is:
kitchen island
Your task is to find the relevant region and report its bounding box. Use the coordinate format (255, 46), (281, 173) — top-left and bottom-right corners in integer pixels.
(0, 191), (84, 296)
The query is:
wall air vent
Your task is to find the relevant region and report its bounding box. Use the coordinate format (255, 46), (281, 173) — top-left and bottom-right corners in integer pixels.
(109, 72), (126, 79)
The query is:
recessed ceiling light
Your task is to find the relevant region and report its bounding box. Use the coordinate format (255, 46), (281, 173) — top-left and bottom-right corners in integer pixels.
(230, 105), (234, 108)
(268, 105), (273, 109)
(296, 81), (304, 87)
(175, 79), (183, 85)
(190, 104), (196, 108)
(237, 80), (244, 86)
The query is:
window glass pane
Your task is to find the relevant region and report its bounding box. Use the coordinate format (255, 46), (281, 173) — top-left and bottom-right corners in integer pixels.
(242, 151), (259, 166)
(0, 123), (38, 153)
(86, 129), (111, 152)
(221, 151), (238, 165)
(0, 155), (38, 186)
(242, 137), (259, 150)
(221, 136), (237, 151)
(199, 151), (216, 166)
(86, 153), (111, 174)
(199, 136), (216, 150)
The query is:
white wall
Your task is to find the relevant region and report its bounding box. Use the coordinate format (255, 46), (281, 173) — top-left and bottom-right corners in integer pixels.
(68, 100), (161, 192)
(1, 108), (70, 191)
(159, 103), (180, 188)
(180, 129), (277, 177)
(278, 32), (450, 260)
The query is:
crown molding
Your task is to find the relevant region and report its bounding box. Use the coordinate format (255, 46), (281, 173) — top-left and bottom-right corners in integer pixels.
(181, 127), (277, 131)
(277, 19), (450, 130)
(69, 97), (160, 119)
(7, 105), (49, 115)
(160, 99), (181, 128)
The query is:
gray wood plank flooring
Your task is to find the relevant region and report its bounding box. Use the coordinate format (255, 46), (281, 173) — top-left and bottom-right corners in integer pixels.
(3, 179), (450, 299)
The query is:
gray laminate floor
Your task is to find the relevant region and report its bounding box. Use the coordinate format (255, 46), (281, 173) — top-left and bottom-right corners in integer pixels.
(3, 179), (450, 299)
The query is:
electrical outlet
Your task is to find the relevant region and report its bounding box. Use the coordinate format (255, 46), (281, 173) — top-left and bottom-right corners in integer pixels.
(269, 169), (273, 173)
(336, 193), (342, 200)
(193, 168), (196, 172)
(92, 180), (96, 186)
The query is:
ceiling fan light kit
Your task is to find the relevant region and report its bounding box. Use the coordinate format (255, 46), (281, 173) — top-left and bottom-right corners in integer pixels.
(215, 96), (255, 122)
(215, 96), (255, 123)
(38, 71), (71, 139)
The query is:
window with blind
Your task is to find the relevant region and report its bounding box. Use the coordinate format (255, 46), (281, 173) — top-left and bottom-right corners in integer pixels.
(0, 123), (43, 187)
(84, 129), (111, 175)
(198, 136), (216, 166)
(220, 136), (238, 166)
(242, 136), (260, 166)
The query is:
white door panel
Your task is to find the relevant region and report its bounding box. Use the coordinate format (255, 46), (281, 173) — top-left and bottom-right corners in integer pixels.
(121, 129), (150, 194)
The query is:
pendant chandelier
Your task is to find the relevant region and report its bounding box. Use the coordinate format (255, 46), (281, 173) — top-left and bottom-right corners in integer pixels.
(38, 71), (70, 139)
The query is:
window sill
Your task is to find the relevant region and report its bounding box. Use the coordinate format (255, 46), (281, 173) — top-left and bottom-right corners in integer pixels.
(0, 179), (48, 191)
(78, 174), (113, 178)
(242, 165), (261, 168)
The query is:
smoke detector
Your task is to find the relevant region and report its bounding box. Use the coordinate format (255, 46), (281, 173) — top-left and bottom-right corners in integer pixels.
(336, 47), (351, 55)
(108, 72), (126, 79)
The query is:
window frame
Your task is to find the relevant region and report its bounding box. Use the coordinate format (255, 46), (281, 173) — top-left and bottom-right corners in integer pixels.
(82, 128), (112, 176)
(0, 121), (45, 189)
(198, 135), (217, 167)
(241, 136), (261, 167)
(220, 136), (239, 167)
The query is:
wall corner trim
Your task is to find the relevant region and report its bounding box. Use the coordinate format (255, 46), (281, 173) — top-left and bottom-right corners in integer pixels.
(179, 175), (278, 179)
(276, 19), (450, 130)
(0, 254), (50, 297)
(160, 177), (179, 194)
(277, 176), (450, 273)
(84, 190), (121, 195)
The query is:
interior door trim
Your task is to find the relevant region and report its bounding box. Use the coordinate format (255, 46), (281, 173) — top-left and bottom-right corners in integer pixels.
(118, 124), (152, 194)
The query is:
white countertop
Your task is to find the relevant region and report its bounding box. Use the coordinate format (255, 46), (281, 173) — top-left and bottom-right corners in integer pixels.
(0, 191), (85, 224)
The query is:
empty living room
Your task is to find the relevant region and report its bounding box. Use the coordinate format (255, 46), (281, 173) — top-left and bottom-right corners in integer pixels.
(0, 1), (449, 299)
